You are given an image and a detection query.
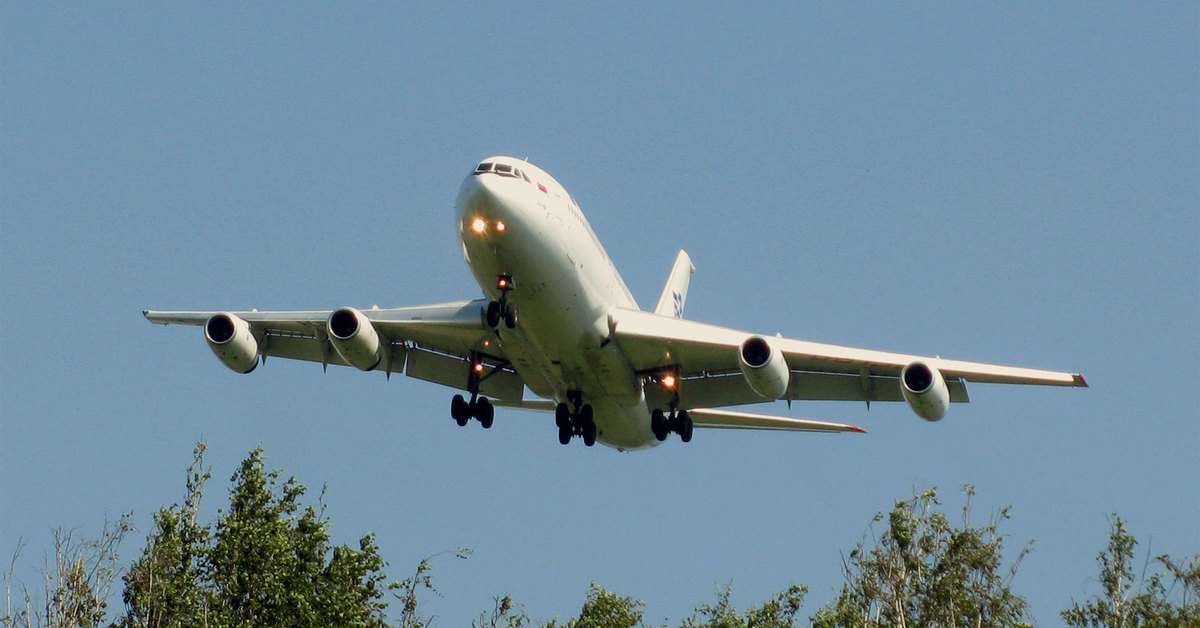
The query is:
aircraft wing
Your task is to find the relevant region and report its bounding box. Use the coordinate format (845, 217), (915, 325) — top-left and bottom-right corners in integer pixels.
(610, 307), (1087, 410)
(143, 300), (526, 400)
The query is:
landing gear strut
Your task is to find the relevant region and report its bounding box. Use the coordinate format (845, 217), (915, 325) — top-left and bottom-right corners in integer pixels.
(555, 391), (596, 446)
(451, 354), (495, 429)
(485, 275), (518, 329)
(651, 408), (693, 443)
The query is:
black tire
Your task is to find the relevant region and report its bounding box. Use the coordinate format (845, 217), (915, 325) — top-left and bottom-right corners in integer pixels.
(486, 301), (501, 328)
(451, 394), (469, 426)
(583, 421), (597, 447)
(503, 303), (519, 329)
(555, 402), (570, 428)
(651, 409), (668, 441)
(679, 410), (693, 443)
(476, 397), (494, 429)
(558, 424), (572, 445)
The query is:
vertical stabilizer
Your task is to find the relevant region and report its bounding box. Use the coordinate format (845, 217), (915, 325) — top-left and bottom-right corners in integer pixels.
(653, 250), (695, 318)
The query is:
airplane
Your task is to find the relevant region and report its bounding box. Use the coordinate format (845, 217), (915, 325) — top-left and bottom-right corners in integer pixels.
(145, 156), (1088, 451)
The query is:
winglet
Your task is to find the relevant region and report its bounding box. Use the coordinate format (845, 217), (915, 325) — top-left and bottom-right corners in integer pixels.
(653, 250), (695, 318)
(1073, 373), (1089, 387)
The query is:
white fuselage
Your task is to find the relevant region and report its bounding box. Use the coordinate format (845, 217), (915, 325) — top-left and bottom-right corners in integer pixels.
(455, 157), (657, 450)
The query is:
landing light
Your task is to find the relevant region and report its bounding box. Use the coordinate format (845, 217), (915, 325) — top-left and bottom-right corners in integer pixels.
(495, 221), (506, 232)
(661, 374), (677, 389)
(473, 362), (485, 374)
(471, 218), (487, 234)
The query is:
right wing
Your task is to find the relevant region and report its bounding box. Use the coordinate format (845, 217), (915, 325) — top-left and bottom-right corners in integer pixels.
(610, 307), (1086, 410)
(144, 300), (526, 400)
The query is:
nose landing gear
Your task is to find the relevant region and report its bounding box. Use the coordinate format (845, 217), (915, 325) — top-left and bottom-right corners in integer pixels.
(485, 275), (518, 329)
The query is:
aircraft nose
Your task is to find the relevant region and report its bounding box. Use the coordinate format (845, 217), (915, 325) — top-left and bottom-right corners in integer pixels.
(456, 171), (524, 233)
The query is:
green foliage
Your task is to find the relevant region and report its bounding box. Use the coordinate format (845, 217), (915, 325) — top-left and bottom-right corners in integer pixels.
(392, 549), (472, 628)
(1061, 515), (1200, 628)
(2, 515), (133, 628)
(811, 485), (1032, 628)
(544, 584), (646, 628)
(116, 443), (392, 628)
(683, 582), (808, 628)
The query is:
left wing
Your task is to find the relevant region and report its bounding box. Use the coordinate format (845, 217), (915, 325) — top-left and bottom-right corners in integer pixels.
(610, 307), (1086, 411)
(144, 300), (526, 400)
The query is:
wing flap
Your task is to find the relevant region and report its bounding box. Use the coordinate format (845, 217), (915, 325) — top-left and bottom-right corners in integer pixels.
(677, 370), (969, 408)
(689, 408), (866, 433)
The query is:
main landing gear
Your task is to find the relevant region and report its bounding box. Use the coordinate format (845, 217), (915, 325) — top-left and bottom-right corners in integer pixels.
(485, 275), (518, 329)
(555, 391), (596, 447)
(651, 408), (693, 442)
(451, 353), (495, 429)
(451, 393), (494, 428)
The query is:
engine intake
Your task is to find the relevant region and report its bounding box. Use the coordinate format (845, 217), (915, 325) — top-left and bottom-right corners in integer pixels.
(900, 361), (950, 421)
(328, 307), (384, 371)
(205, 313), (258, 373)
(738, 335), (790, 399)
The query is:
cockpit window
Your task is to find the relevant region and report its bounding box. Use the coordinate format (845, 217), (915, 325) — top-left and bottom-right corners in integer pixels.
(495, 163), (513, 175)
(520, 170), (531, 183)
(474, 162), (493, 173)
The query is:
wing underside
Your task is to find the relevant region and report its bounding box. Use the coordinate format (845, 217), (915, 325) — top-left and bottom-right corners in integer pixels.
(144, 301), (526, 400)
(610, 307), (1085, 411)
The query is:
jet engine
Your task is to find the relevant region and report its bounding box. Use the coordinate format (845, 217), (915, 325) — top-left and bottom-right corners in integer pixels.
(900, 361), (950, 421)
(738, 335), (790, 399)
(205, 313), (258, 373)
(327, 307), (384, 371)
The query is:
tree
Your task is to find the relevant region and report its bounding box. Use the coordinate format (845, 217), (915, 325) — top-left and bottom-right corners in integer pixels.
(811, 485), (1032, 628)
(683, 582), (808, 628)
(1061, 515), (1200, 628)
(543, 584), (646, 628)
(2, 514), (133, 628)
(116, 443), (393, 628)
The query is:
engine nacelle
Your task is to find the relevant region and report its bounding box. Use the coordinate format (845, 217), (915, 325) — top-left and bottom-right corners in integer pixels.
(204, 313), (258, 374)
(327, 307), (384, 371)
(738, 335), (790, 399)
(900, 361), (950, 421)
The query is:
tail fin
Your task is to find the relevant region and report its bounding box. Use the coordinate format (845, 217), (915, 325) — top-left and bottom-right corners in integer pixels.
(653, 250), (695, 318)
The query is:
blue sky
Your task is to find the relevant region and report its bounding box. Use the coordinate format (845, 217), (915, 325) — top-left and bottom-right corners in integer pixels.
(3, 3), (1196, 625)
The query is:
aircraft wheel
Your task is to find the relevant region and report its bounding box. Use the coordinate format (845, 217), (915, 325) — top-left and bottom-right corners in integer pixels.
(555, 402), (570, 428)
(678, 410), (693, 443)
(476, 397), (494, 429)
(451, 394), (470, 426)
(558, 423), (572, 445)
(503, 303), (519, 329)
(580, 404), (596, 446)
(651, 409), (668, 441)
(486, 301), (502, 328)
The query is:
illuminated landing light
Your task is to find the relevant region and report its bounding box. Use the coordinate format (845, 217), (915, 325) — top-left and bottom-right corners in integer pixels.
(473, 362), (485, 374)
(471, 218), (487, 234)
(661, 374), (677, 389)
(495, 221), (506, 232)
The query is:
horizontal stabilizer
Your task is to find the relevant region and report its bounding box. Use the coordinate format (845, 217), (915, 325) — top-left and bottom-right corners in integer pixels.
(689, 408), (866, 434)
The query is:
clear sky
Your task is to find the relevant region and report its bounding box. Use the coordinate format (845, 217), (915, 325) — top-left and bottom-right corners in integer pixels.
(3, 4), (1196, 625)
